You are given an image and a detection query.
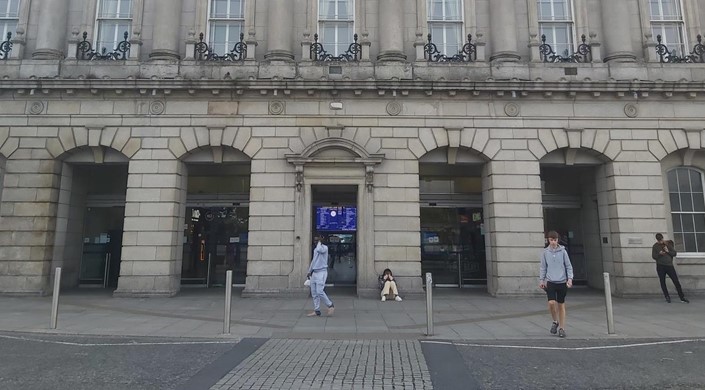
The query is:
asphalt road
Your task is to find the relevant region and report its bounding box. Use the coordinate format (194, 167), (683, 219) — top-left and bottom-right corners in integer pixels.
(422, 338), (705, 390)
(1, 332), (704, 390)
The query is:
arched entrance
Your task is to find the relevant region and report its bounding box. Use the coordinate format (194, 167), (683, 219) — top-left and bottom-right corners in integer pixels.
(419, 147), (488, 288)
(180, 147), (251, 287)
(540, 148), (610, 289)
(52, 147), (129, 290)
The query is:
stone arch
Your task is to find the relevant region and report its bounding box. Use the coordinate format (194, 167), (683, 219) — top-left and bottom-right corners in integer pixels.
(531, 129), (617, 162)
(410, 128), (493, 161)
(46, 127), (139, 162)
(650, 129), (705, 162)
(168, 127), (260, 160)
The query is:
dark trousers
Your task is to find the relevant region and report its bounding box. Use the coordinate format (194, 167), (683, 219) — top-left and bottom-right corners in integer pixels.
(656, 264), (684, 299)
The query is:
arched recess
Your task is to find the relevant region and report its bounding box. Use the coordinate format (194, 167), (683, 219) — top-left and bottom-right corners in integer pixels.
(417, 145), (490, 289)
(540, 147), (612, 291)
(283, 137), (384, 297)
(168, 127), (261, 161)
(50, 144), (131, 290)
(178, 145), (253, 287)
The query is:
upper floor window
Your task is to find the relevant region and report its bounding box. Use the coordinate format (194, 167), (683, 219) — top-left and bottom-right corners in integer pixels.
(538, 0), (574, 58)
(318, 0), (354, 56)
(96, 0), (132, 51)
(208, 0), (244, 55)
(668, 167), (705, 253)
(427, 0), (462, 55)
(0, 0), (20, 39)
(650, 0), (686, 56)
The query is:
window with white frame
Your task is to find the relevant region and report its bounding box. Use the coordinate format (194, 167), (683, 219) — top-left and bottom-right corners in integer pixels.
(95, 0), (132, 51)
(208, 0), (244, 55)
(537, 0), (575, 58)
(668, 167), (705, 253)
(318, 0), (354, 56)
(427, 0), (462, 55)
(650, 0), (686, 56)
(0, 0), (20, 39)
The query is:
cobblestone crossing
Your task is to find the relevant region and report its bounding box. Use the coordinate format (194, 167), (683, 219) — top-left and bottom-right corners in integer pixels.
(211, 339), (434, 390)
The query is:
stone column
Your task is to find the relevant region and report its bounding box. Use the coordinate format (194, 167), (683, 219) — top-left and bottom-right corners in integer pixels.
(377, 0), (406, 61)
(600, 0), (636, 62)
(113, 159), (187, 297)
(482, 159), (544, 295)
(264, 0), (294, 61)
(32, 0), (70, 59)
(149, 0), (183, 60)
(0, 157), (62, 294)
(488, 0), (520, 62)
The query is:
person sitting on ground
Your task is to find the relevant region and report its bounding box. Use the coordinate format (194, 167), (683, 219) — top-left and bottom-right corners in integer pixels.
(379, 268), (402, 302)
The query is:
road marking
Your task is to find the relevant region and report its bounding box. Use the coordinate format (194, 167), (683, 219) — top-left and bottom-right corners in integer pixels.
(422, 338), (705, 351)
(0, 333), (238, 347)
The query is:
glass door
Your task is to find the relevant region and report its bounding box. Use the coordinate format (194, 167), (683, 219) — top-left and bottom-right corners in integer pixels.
(421, 207), (486, 287)
(323, 233), (356, 285)
(79, 207), (124, 288)
(182, 206), (249, 286)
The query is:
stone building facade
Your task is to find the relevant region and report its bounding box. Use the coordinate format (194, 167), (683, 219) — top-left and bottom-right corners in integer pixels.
(1, 0), (705, 298)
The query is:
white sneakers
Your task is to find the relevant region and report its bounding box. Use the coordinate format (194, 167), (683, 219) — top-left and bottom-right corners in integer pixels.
(381, 296), (386, 302)
(381, 295), (403, 302)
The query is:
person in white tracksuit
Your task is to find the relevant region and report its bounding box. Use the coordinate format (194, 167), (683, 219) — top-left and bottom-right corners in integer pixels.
(306, 235), (335, 317)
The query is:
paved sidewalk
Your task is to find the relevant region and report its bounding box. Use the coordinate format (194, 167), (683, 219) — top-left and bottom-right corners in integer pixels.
(0, 288), (703, 340)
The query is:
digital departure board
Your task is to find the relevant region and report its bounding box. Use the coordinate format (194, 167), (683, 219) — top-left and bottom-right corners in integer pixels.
(315, 206), (357, 231)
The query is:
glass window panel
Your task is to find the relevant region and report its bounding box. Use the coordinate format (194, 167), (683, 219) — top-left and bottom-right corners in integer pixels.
(97, 21), (130, 51)
(210, 21), (242, 54)
(660, 0), (681, 20)
(696, 233), (705, 253)
(667, 170), (678, 190)
(693, 194), (705, 212)
(337, 0), (352, 19)
(690, 170), (703, 192)
(694, 214), (705, 232)
(430, 23), (461, 55)
(670, 193), (681, 212)
(682, 213), (695, 232)
(0, 20), (17, 37)
(211, 0), (244, 18)
(99, 0), (132, 18)
(444, 0), (461, 20)
(0, 0), (20, 17)
(680, 193), (693, 212)
(538, 0), (552, 20)
(649, 0), (661, 18)
(683, 232), (696, 252)
(677, 168), (691, 192)
(672, 214), (683, 232)
(429, 0), (460, 21)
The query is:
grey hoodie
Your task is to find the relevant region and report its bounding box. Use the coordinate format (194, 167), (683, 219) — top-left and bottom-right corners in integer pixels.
(540, 245), (574, 284)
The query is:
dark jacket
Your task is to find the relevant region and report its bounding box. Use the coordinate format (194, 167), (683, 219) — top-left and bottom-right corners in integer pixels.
(652, 241), (676, 266)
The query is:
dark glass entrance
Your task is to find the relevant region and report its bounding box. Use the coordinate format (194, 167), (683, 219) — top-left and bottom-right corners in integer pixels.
(312, 185), (358, 285)
(79, 207), (124, 288)
(420, 207), (487, 286)
(181, 206), (249, 286)
(543, 207), (587, 284)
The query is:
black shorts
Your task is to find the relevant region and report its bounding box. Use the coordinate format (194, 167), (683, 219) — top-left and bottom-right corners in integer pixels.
(545, 282), (568, 303)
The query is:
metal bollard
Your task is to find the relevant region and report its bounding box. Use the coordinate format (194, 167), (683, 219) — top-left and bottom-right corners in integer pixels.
(223, 270), (233, 334)
(425, 272), (433, 336)
(50, 267), (62, 329)
(603, 272), (615, 334)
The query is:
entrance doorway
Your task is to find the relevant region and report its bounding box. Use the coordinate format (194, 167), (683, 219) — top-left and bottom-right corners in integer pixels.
(181, 206), (249, 286)
(420, 207), (486, 286)
(78, 206), (124, 288)
(312, 185), (358, 286)
(541, 164), (605, 286)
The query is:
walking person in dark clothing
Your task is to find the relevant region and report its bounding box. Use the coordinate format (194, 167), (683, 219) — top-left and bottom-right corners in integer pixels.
(652, 233), (689, 303)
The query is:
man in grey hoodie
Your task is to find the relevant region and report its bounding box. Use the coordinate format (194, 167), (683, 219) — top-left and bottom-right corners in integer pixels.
(539, 230), (574, 338)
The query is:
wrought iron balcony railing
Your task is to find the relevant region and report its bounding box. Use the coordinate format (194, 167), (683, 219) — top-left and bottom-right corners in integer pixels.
(194, 32), (247, 61)
(424, 34), (477, 62)
(310, 33), (361, 61)
(655, 34), (705, 63)
(77, 31), (130, 60)
(0, 32), (12, 60)
(539, 34), (591, 63)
